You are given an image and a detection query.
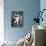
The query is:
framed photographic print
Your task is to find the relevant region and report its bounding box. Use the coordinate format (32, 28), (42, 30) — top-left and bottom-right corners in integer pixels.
(11, 11), (24, 27)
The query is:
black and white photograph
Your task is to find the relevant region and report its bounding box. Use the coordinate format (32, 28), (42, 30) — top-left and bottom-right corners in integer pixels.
(11, 11), (24, 27)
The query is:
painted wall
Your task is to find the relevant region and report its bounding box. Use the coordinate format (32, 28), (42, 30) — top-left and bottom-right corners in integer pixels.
(0, 0), (4, 42)
(4, 0), (40, 42)
(40, 0), (46, 27)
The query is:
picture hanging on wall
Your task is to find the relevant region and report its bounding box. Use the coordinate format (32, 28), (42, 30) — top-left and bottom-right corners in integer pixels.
(11, 11), (24, 27)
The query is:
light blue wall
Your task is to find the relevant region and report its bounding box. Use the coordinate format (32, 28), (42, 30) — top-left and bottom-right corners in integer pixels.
(4, 0), (40, 42)
(40, 0), (46, 27)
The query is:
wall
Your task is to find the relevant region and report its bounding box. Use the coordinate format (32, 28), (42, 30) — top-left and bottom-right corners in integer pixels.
(0, 0), (4, 42)
(40, 0), (46, 27)
(4, 0), (40, 42)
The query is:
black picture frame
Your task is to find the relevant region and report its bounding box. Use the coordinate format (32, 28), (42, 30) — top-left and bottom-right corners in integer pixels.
(11, 11), (24, 27)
